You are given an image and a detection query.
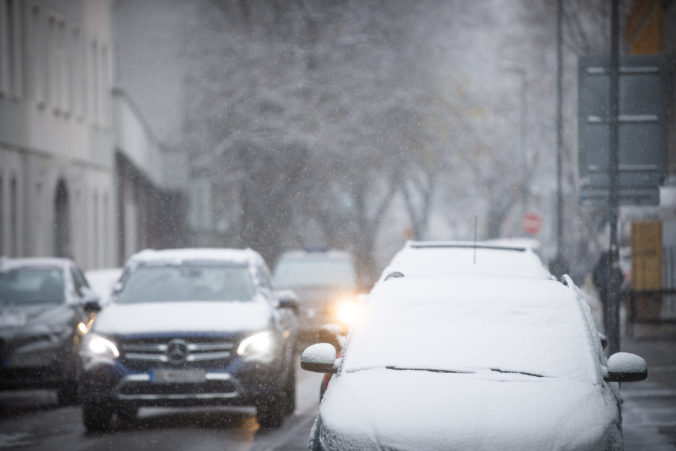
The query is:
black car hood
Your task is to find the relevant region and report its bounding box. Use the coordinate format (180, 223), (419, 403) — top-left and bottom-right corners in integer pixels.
(0, 304), (77, 335)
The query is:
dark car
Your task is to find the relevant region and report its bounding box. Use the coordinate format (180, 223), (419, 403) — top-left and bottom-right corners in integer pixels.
(0, 257), (98, 405)
(272, 249), (359, 337)
(78, 248), (298, 432)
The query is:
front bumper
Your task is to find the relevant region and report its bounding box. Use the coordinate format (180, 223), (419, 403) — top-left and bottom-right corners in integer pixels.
(80, 335), (286, 407)
(0, 340), (79, 390)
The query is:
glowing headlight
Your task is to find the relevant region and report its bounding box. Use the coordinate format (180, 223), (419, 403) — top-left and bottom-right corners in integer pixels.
(336, 299), (360, 327)
(83, 333), (119, 359)
(237, 331), (275, 358)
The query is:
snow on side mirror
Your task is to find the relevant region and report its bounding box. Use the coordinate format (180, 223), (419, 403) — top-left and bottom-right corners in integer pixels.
(301, 343), (337, 373)
(606, 352), (647, 382)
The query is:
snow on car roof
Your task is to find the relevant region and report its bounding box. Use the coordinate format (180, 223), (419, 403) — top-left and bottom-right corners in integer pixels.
(0, 257), (73, 270)
(277, 249), (353, 261)
(379, 241), (552, 281)
(343, 276), (598, 384)
(125, 248), (263, 267)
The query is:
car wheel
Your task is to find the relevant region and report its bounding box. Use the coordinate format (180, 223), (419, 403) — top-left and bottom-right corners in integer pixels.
(116, 404), (138, 423)
(284, 364), (296, 415)
(57, 381), (79, 406)
(256, 393), (286, 428)
(82, 399), (114, 433)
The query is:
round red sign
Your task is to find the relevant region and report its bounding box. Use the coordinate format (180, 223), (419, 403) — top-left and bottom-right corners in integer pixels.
(522, 212), (542, 235)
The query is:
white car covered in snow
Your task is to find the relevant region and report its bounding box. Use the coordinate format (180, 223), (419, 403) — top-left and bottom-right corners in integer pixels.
(377, 240), (553, 283)
(302, 274), (646, 450)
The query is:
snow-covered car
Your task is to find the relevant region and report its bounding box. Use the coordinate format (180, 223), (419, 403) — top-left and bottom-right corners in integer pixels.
(273, 249), (359, 335)
(85, 267), (123, 305)
(79, 248), (298, 431)
(302, 275), (647, 450)
(377, 240), (553, 283)
(0, 257), (99, 405)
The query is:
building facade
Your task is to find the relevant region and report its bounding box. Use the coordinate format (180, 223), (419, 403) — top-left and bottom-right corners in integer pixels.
(0, 0), (116, 268)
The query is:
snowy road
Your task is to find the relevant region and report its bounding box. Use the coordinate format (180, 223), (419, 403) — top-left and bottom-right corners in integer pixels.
(0, 358), (322, 451)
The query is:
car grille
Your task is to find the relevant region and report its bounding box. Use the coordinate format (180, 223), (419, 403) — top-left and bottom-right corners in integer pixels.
(119, 336), (236, 370)
(118, 380), (237, 396)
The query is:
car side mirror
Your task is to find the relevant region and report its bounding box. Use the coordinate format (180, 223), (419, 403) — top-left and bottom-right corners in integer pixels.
(83, 300), (101, 314)
(300, 343), (337, 373)
(275, 289), (299, 312)
(605, 352), (647, 382)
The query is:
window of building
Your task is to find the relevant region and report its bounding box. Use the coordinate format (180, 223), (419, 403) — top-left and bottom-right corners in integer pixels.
(30, 5), (44, 107)
(92, 191), (98, 266)
(100, 44), (108, 126)
(10, 176), (17, 257)
(90, 38), (98, 125)
(0, 175), (4, 255)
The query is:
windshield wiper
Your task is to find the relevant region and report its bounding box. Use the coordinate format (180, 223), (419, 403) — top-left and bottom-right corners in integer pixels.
(489, 368), (546, 378)
(385, 366), (474, 374)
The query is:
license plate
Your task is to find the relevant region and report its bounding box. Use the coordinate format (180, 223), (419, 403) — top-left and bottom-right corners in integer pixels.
(152, 368), (205, 383)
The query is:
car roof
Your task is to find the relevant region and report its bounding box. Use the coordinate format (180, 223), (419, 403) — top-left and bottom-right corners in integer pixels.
(0, 257), (73, 270)
(379, 241), (552, 281)
(276, 249), (354, 261)
(125, 248), (264, 267)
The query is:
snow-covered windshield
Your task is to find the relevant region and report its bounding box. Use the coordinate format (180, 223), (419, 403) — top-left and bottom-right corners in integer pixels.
(116, 264), (255, 303)
(343, 277), (598, 384)
(0, 267), (65, 305)
(273, 258), (356, 289)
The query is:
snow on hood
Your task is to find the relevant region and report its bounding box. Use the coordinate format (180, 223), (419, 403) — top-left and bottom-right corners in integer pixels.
(93, 300), (273, 335)
(318, 369), (621, 450)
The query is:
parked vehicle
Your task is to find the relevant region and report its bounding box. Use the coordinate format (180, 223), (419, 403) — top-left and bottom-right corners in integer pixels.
(79, 248), (298, 431)
(0, 257), (98, 405)
(377, 240), (552, 283)
(303, 274), (647, 450)
(273, 249), (359, 335)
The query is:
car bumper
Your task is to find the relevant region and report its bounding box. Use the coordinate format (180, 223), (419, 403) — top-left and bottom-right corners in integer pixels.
(80, 359), (284, 408)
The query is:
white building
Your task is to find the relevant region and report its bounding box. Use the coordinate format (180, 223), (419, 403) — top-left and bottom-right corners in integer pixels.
(0, 0), (189, 269)
(0, 0), (115, 268)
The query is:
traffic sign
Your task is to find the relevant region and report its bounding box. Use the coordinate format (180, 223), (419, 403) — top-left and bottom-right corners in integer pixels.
(578, 55), (668, 206)
(522, 213), (542, 235)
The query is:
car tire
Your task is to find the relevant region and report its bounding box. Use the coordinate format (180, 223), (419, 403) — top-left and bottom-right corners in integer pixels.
(116, 405), (138, 423)
(82, 399), (114, 433)
(256, 393), (286, 428)
(57, 381), (80, 406)
(283, 364), (296, 415)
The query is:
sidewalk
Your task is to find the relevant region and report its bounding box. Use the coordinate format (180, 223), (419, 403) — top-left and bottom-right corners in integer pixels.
(583, 282), (676, 449)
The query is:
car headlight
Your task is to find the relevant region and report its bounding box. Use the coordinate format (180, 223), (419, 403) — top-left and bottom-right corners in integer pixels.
(237, 331), (276, 360)
(82, 333), (119, 359)
(335, 298), (360, 328)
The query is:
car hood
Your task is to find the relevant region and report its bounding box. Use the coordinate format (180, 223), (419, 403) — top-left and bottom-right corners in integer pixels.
(93, 300), (273, 335)
(0, 304), (76, 330)
(0, 304), (78, 346)
(317, 368), (621, 451)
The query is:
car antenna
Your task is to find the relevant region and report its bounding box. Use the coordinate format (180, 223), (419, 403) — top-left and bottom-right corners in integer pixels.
(473, 216), (477, 264)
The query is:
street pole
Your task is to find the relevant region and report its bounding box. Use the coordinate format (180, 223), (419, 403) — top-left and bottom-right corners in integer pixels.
(556, 0), (564, 263)
(607, 0), (621, 355)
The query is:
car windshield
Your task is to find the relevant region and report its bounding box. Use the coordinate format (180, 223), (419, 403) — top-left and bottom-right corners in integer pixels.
(273, 258), (356, 289)
(343, 278), (598, 384)
(0, 267), (65, 305)
(116, 264), (255, 303)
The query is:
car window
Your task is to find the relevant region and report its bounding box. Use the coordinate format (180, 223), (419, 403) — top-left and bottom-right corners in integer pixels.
(116, 264), (256, 303)
(343, 278), (598, 384)
(0, 266), (66, 305)
(70, 267), (87, 296)
(273, 257), (356, 289)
